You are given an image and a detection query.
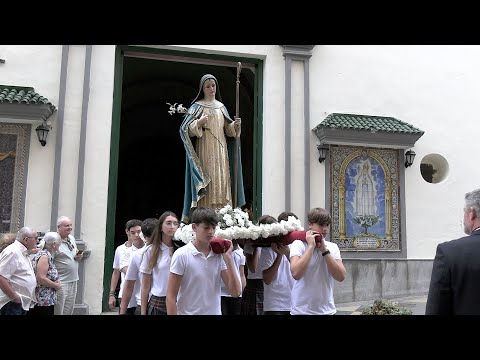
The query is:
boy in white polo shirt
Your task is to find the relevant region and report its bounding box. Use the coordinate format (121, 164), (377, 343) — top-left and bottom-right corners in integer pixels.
(290, 207), (346, 315)
(166, 207), (241, 315)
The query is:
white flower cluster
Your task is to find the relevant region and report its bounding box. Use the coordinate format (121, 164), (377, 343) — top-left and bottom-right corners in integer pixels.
(167, 103), (189, 115)
(173, 204), (303, 244)
(217, 204), (252, 229)
(174, 223), (196, 244)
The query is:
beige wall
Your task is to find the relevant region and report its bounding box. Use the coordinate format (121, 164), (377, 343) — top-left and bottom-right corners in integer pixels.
(3, 45), (480, 312)
(309, 45), (480, 258)
(1, 45), (115, 314)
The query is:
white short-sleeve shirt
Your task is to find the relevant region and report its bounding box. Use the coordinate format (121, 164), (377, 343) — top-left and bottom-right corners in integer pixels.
(170, 242), (227, 315)
(112, 242), (128, 298)
(244, 246), (263, 279)
(221, 248), (245, 297)
(139, 242), (172, 297)
(124, 246), (148, 306)
(258, 246), (295, 312)
(289, 239), (341, 315)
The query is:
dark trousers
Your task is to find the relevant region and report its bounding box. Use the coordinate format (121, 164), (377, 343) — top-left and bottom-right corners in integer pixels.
(126, 307), (137, 315)
(0, 301), (27, 315)
(117, 297), (137, 315)
(120, 307), (137, 315)
(147, 295), (167, 315)
(264, 310), (290, 315)
(221, 296), (242, 315)
(27, 304), (54, 316)
(240, 279), (264, 315)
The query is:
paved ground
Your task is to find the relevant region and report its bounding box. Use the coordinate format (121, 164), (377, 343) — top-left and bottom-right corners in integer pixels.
(101, 294), (429, 315)
(335, 293), (428, 315)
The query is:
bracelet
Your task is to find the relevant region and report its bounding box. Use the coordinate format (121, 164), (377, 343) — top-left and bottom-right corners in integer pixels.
(109, 291), (115, 296)
(322, 250), (330, 257)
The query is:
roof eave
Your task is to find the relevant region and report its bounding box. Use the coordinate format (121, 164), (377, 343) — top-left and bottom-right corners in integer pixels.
(313, 127), (424, 149)
(0, 103), (56, 122)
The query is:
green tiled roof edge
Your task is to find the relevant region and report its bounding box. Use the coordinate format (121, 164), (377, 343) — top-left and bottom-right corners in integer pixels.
(0, 85), (56, 110)
(319, 113), (424, 134)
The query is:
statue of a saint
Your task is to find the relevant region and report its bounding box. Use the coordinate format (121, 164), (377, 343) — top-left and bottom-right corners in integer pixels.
(179, 74), (245, 223)
(355, 160), (376, 217)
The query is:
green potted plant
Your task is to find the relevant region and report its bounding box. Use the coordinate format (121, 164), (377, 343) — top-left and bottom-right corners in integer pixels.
(361, 298), (413, 315)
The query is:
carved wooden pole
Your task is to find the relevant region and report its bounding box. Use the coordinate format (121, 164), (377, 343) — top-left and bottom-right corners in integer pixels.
(234, 62), (242, 208)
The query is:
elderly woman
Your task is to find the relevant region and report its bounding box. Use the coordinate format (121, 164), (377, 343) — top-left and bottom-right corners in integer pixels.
(28, 232), (62, 315)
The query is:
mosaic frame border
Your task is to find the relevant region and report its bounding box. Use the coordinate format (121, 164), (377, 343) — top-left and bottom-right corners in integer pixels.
(0, 123), (30, 232)
(330, 145), (401, 251)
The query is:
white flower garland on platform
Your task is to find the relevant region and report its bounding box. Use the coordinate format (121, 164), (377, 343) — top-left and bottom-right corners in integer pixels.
(174, 205), (303, 244)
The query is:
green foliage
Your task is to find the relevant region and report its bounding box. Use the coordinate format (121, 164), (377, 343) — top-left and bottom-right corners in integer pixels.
(361, 298), (413, 315)
(352, 215), (380, 234)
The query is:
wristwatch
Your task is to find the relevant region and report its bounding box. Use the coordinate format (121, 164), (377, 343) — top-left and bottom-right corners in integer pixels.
(321, 250), (330, 257)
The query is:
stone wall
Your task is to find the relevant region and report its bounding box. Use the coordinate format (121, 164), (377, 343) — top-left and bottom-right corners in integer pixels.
(334, 259), (433, 303)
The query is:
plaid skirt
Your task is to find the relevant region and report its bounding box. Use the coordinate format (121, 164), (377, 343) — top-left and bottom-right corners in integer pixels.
(147, 295), (167, 315)
(240, 279), (264, 315)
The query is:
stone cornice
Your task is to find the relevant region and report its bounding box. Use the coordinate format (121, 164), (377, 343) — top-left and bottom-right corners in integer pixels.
(281, 45), (315, 59)
(0, 103), (56, 122)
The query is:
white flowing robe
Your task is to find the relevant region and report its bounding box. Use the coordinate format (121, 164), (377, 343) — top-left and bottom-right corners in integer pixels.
(188, 101), (238, 210)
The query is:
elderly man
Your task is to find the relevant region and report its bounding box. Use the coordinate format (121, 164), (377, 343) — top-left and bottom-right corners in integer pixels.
(426, 188), (480, 315)
(54, 216), (83, 315)
(0, 227), (38, 315)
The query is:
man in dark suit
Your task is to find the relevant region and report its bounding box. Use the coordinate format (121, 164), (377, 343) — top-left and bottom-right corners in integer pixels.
(426, 188), (480, 315)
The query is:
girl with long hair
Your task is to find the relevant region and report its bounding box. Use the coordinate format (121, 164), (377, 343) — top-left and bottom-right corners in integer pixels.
(139, 211), (180, 315)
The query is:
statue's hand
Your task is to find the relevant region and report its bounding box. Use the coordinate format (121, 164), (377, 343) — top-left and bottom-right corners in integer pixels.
(198, 115), (208, 128)
(234, 117), (241, 128)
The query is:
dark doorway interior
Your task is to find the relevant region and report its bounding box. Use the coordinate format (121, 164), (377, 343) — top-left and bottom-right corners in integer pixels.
(114, 54), (256, 249)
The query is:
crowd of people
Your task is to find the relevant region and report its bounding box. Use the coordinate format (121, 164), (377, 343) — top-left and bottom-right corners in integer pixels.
(2, 66), (478, 316)
(3, 187), (480, 315)
(0, 216), (82, 315)
(106, 206), (346, 315)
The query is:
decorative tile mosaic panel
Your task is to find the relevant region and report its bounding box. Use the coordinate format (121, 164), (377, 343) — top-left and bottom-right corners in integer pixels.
(0, 124), (30, 233)
(330, 146), (400, 251)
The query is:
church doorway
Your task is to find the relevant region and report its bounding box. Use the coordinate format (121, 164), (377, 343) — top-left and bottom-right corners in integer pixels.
(103, 46), (262, 308)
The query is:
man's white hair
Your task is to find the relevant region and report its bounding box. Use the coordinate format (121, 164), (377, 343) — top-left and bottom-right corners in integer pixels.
(56, 216), (72, 227)
(16, 227), (35, 242)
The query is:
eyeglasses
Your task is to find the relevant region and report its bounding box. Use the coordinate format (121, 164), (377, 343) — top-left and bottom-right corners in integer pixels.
(129, 230), (142, 235)
(24, 236), (39, 241)
(165, 221), (180, 227)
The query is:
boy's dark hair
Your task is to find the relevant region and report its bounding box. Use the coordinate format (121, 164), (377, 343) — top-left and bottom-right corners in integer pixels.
(257, 214), (277, 225)
(191, 207), (218, 227)
(307, 208), (331, 226)
(141, 218), (159, 238)
(125, 219), (142, 231)
(278, 211), (298, 222)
